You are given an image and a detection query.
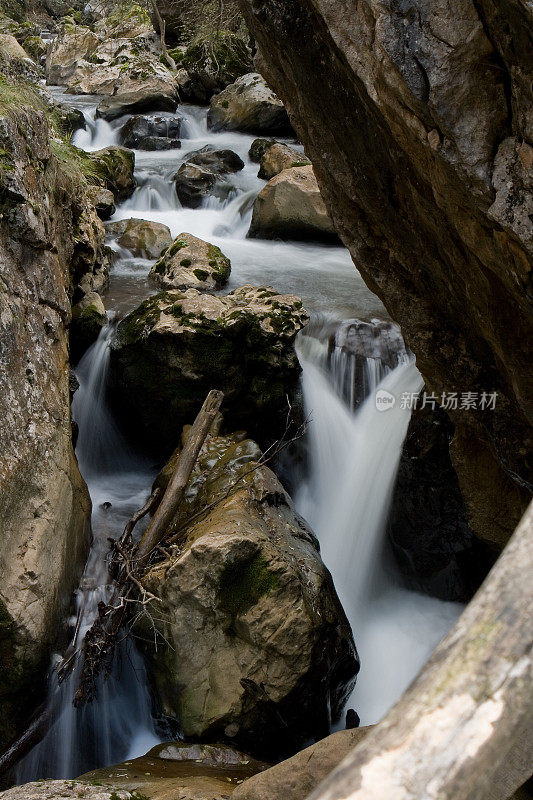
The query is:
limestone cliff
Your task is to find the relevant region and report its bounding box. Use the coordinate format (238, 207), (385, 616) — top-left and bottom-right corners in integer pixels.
(0, 79), (107, 747)
(238, 0), (533, 546)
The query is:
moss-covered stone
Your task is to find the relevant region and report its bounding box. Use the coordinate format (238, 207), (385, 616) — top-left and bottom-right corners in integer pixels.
(110, 285), (308, 451)
(151, 232), (231, 292)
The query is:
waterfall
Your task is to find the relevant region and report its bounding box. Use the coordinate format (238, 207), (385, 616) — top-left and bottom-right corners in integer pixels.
(15, 327), (160, 781)
(296, 322), (462, 725)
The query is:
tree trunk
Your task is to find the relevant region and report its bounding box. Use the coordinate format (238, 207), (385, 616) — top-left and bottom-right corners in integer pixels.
(308, 501), (533, 800)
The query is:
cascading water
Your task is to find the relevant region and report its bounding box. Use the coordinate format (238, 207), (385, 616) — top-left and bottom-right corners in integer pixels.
(15, 327), (160, 782)
(296, 323), (462, 724)
(13, 87), (464, 781)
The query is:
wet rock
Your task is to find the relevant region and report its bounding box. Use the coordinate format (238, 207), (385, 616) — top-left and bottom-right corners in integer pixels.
(96, 88), (178, 121)
(70, 291), (106, 362)
(186, 145), (245, 174)
(87, 185), (115, 220)
(150, 232), (231, 291)
(0, 91), (96, 748)
(208, 73), (292, 134)
(79, 741), (269, 800)
(138, 432), (358, 758)
(109, 285), (309, 450)
(174, 146), (245, 207)
(233, 728), (370, 800)
(107, 218), (172, 259)
(388, 404), (488, 602)
(88, 145), (135, 201)
(52, 103), (86, 137)
(119, 113), (181, 148)
(249, 138), (277, 163)
(249, 165), (336, 241)
(46, 11), (178, 104)
(137, 135), (181, 151)
(175, 32), (254, 104)
(258, 143), (310, 180)
(0, 782), (134, 799)
(239, 0), (533, 546)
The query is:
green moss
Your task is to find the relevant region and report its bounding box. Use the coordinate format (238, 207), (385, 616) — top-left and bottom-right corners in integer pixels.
(290, 161), (310, 168)
(168, 238), (188, 256)
(218, 552), (278, 618)
(193, 268), (208, 281)
(206, 244), (230, 283)
(180, 257), (192, 267)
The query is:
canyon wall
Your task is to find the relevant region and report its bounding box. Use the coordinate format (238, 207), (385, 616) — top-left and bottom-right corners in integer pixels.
(0, 86), (106, 747)
(238, 0), (533, 546)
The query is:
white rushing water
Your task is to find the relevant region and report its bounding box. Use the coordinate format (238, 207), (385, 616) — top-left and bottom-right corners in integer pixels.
(296, 331), (462, 724)
(15, 89), (462, 779)
(16, 329), (160, 781)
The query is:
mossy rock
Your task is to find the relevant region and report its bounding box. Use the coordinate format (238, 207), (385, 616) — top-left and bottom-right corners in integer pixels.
(109, 285), (309, 452)
(150, 232), (231, 292)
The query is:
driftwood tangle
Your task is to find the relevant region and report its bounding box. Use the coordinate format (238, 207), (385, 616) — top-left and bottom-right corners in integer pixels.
(308, 501), (533, 800)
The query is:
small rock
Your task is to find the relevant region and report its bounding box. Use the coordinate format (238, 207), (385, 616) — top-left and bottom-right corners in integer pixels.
(174, 146), (244, 207)
(207, 73), (292, 134)
(150, 232), (231, 291)
(249, 165), (336, 241)
(119, 113), (181, 148)
(249, 138), (277, 163)
(0, 781), (134, 800)
(106, 218), (172, 259)
(258, 142), (310, 180)
(137, 136), (182, 151)
(70, 291), (106, 362)
(88, 146), (136, 201)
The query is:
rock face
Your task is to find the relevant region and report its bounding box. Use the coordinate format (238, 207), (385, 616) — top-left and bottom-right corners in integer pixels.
(119, 113), (181, 149)
(150, 232), (231, 291)
(109, 285), (309, 451)
(46, 9), (178, 109)
(0, 89), (100, 747)
(175, 147), (245, 208)
(79, 741), (270, 800)
(139, 431), (358, 758)
(233, 728), (370, 800)
(107, 217), (172, 259)
(249, 165), (337, 241)
(207, 73), (292, 134)
(238, 0), (533, 545)
(258, 142), (310, 180)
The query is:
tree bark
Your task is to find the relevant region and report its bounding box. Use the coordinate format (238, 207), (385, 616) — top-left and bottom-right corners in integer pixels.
(135, 389), (223, 565)
(308, 501), (533, 800)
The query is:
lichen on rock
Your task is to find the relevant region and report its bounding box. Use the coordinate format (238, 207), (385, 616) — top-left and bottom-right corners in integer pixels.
(151, 231), (231, 291)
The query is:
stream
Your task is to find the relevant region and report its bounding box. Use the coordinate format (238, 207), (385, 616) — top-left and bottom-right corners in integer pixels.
(16, 89), (462, 781)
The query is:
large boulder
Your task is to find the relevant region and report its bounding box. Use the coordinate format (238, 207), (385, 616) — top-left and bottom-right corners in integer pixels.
(150, 232), (231, 291)
(138, 431), (358, 758)
(46, 11), (179, 107)
(106, 218), (172, 259)
(88, 145), (136, 201)
(119, 113), (182, 148)
(233, 728), (370, 800)
(258, 142), (310, 180)
(207, 73), (292, 134)
(249, 165), (337, 241)
(238, 0), (533, 546)
(79, 742), (269, 800)
(175, 146), (245, 208)
(109, 285), (309, 450)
